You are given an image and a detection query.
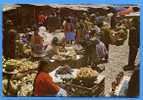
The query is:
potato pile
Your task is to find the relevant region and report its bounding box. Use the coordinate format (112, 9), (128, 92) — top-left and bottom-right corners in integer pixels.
(76, 68), (99, 79)
(72, 68), (99, 88)
(17, 73), (37, 96)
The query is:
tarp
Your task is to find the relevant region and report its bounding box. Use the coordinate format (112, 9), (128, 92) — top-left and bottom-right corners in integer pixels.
(113, 7), (127, 12)
(118, 6), (134, 16)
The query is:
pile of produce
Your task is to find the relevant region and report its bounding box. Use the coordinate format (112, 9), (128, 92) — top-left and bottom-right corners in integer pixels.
(3, 58), (39, 72)
(3, 57), (38, 96)
(17, 73), (37, 96)
(65, 47), (76, 57)
(52, 55), (66, 60)
(56, 65), (73, 75)
(72, 68), (99, 88)
(76, 68), (99, 78)
(62, 68), (101, 96)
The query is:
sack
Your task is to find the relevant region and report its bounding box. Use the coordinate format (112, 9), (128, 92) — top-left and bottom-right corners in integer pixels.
(96, 41), (108, 59)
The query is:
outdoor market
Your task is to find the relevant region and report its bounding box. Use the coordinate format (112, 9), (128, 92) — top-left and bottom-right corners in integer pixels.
(2, 4), (140, 97)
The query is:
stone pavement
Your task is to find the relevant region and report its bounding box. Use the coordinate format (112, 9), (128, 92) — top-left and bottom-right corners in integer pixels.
(101, 38), (140, 96)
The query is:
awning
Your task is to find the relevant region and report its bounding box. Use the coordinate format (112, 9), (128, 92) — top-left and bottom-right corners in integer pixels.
(49, 4), (110, 11)
(3, 4), (21, 11)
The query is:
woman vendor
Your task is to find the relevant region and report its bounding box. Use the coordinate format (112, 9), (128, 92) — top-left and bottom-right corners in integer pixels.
(33, 60), (67, 96)
(31, 28), (47, 58)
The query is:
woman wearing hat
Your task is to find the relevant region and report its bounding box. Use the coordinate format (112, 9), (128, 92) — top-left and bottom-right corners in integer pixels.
(33, 60), (67, 96)
(31, 28), (46, 58)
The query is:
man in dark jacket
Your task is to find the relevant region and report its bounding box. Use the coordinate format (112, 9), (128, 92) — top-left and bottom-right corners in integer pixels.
(123, 16), (140, 71)
(126, 65), (139, 97)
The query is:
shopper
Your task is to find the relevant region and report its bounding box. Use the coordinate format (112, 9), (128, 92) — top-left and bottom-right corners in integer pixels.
(76, 19), (86, 41)
(63, 17), (76, 44)
(123, 17), (140, 71)
(100, 23), (111, 62)
(33, 60), (67, 96)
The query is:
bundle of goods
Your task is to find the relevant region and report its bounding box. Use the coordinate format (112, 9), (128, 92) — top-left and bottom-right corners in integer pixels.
(57, 46), (77, 59)
(17, 73), (37, 96)
(52, 55), (66, 61)
(72, 68), (99, 88)
(15, 37), (31, 58)
(3, 72), (37, 96)
(4, 58), (38, 72)
(56, 65), (73, 75)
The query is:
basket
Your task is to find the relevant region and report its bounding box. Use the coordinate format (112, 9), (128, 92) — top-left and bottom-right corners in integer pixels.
(61, 78), (104, 96)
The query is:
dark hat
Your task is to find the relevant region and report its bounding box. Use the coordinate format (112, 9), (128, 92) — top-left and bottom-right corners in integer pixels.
(38, 58), (51, 70)
(39, 58), (51, 66)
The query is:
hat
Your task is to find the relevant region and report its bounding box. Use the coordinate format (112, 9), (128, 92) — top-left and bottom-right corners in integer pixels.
(3, 65), (18, 75)
(38, 58), (51, 68)
(38, 59), (55, 72)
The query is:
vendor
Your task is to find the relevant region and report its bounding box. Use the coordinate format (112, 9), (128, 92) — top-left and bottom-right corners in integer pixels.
(33, 60), (67, 96)
(58, 44), (67, 56)
(31, 28), (46, 58)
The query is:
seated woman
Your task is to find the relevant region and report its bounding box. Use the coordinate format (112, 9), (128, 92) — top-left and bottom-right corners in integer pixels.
(31, 28), (47, 58)
(33, 60), (67, 96)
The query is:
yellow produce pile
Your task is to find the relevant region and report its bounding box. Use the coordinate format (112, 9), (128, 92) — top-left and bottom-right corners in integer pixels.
(71, 68), (99, 88)
(3, 58), (39, 72)
(76, 67), (99, 79)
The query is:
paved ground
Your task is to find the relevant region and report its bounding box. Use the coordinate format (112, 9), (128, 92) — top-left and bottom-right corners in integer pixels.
(101, 38), (140, 96)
